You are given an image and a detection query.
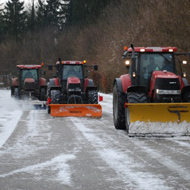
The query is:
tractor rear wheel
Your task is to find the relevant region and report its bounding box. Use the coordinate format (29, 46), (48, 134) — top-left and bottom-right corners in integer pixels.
(113, 82), (126, 130)
(40, 87), (46, 101)
(88, 90), (98, 104)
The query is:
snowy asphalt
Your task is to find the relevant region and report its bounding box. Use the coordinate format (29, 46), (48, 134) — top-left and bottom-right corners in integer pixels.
(0, 90), (190, 190)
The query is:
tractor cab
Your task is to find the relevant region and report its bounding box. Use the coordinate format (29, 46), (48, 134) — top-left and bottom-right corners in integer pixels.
(17, 65), (42, 91)
(11, 64), (47, 101)
(55, 61), (86, 95)
(123, 46), (181, 92)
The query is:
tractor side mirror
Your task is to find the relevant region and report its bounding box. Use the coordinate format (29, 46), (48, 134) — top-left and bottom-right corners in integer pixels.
(94, 65), (98, 71)
(48, 65), (53, 70)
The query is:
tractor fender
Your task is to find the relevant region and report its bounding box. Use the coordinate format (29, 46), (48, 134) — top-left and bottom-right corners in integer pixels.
(120, 74), (131, 93)
(113, 78), (123, 93)
(48, 78), (61, 92)
(39, 78), (47, 86)
(12, 78), (18, 86)
(114, 74), (131, 93)
(49, 78), (60, 87)
(84, 79), (96, 92)
(182, 78), (189, 86)
(87, 79), (95, 87)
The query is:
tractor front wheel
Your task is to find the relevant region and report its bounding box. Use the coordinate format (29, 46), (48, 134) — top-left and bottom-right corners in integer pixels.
(125, 92), (148, 133)
(51, 90), (61, 104)
(88, 90), (98, 104)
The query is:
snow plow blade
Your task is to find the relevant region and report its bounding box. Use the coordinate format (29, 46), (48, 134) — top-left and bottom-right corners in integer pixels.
(18, 100), (46, 110)
(126, 103), (190, 136)
(50, 104), (102, 117)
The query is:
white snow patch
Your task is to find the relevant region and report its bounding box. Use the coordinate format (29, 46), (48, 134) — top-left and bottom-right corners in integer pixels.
(130, 121), (190, 136)
(0, 90), (23, 148)
(0, 154), (76, 185)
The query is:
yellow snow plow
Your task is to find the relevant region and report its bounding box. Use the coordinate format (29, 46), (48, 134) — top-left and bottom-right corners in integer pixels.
(50, 104), (102, 117)
(125, 103), (190, 136)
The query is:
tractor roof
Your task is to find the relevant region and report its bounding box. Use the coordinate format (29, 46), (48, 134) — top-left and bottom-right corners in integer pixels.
(127, 47), (177, 53)
(56, 60), (87, 65)
(17, 65), (42, 69)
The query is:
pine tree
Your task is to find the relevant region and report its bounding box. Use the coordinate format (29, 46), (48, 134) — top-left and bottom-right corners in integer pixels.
(3, 0), (26, 40)
(67, 0), (113, 26)
(0, 4), (4, 42)
(36, 0), (68, 30)
(27, 0), (36, 32)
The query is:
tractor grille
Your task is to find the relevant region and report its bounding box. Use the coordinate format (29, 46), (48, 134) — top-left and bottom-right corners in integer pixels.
(24, 82), (35, 91)
(155, 78), (180, 90)
(67, 83), (81, 95)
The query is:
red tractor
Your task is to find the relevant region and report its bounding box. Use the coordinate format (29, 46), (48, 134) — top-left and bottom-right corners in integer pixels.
(11, 64), (47, 102)
(47, 59), (102, 117)
(113, 44), (190, 136)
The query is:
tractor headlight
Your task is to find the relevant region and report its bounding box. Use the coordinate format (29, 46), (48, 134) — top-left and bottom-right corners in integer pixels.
(125, 60), (130, 66)
(156, 89), (181, 95)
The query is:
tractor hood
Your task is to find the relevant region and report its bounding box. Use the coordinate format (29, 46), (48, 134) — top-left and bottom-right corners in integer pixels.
(67, 77), (81, 95)
(24, 78), (35, 91)
(67, 77), (80, 85)
(152, 70), (179, 79)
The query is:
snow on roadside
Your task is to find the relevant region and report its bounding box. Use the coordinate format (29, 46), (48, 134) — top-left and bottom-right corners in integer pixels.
(99, 93), (113, 114)
(0, 90), (23, 148)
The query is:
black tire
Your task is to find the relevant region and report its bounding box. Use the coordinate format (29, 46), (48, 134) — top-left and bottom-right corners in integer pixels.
(51, 90), (60, 104)
(14, 87), (20, 100)
(125, 92), (148, 133)
(47, 83), (51, 98)
(127, 92), (148, 103)
(47, 105), (51, 114)
(182, 92), (190, 102)
(88, 90), (98, 104)
(113, 83), (126, 130)
(40, 87), (46, 101)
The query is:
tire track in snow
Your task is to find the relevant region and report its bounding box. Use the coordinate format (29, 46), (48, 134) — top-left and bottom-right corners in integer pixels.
(131, 138), (190, 181)
(71, 117), (171, 190)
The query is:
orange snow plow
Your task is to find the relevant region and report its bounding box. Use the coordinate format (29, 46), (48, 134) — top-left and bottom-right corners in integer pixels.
(47, 60), (103, 118)
(50, 104), (102, 117)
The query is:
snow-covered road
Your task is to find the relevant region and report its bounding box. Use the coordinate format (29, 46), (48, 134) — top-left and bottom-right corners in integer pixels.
(0, 90), (190, 190)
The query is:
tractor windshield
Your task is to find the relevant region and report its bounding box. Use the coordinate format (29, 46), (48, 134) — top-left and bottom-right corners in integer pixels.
(140, 53), (174, 74)
(62, 65), (83, 80)
(140, 53), (175, 89)
(21, 69), (38, 81)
